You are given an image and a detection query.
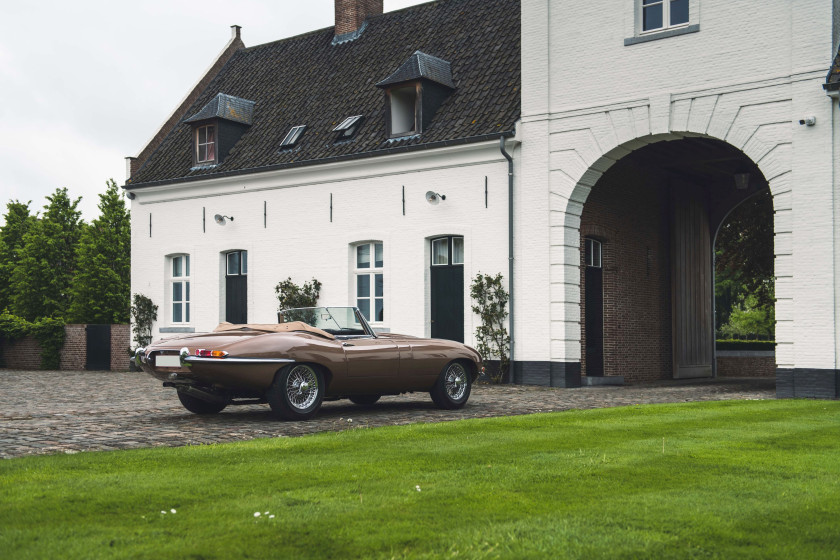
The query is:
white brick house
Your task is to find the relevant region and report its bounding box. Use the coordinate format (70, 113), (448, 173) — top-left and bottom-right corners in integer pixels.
(127, 0), (840, 397)
(517, 0), (840, 395)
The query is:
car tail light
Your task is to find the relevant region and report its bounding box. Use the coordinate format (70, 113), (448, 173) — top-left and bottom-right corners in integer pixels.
(195, 349), (228, 358)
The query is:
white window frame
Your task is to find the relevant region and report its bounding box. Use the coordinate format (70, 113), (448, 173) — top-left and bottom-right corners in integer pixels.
(352, 241), (384, 324)
(226, 250), (248, 277)
(431, 236), (464, 266)
(585, 239), (602, 269)
(640, 0), (689, 34)
(196, 124), (216, 164)
(169, 254), (191, 325)
(626, 0), (698, 45)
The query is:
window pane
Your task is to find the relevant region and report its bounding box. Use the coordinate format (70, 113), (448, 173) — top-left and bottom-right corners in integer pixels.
(173, 303), (182, 323)
(374, 243), (383, 268)
(670, 0), (688, 25)
(206, 141), (215, 160)
(206, 126), (215, 143)
(357, 299), (370, 320)
(643, 3), (663, 30)
(357, 244), (370, 269)
(432, 238), (448, 265)
(186, 302), (190, 323)
(227, 252), (240, 275)
(357, 274), (370, 297)
(241, 251), (247, 275)
(173, 256), (182, 278)
(375, 298), (384, 322)
(452, 237), (464, 265)
(185, 255), (190, 277)
(186, 281), (190, 302)
(585, 239), (593, 267)
(198, 127), (206, 144)
(173, 282), (183, 302)
(594, 241), (602, 268)
(375, 274), (383, 297)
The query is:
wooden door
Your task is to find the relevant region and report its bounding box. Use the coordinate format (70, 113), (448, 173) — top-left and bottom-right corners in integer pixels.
(671, 185), (714, 378)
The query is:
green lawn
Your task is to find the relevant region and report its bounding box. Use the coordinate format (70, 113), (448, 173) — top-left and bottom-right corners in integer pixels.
(2, 400), (840, 559)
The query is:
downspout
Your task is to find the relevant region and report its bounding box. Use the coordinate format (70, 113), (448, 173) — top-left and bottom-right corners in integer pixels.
(500, 136), (514, 382)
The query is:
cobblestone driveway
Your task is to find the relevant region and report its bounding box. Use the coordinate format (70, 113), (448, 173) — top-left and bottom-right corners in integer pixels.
(0, 369), (775, 459)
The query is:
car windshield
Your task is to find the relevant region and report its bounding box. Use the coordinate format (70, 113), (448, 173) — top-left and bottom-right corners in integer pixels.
(279, 306), (372, 337)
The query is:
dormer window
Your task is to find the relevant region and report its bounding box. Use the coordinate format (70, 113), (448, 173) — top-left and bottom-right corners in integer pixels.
(390, 85), (418, 136)
(376, 51), (455, 139)
(280, 125), (306, 149)
(184, 93), (255, 168)
(333, 115), (364, 141)
(196, 125), (216, 163)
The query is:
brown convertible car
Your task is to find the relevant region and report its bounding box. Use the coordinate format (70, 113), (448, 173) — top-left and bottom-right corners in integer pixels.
(135, 306), (482, 420)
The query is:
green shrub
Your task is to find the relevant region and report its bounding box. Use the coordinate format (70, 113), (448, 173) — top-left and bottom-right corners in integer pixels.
(0, 312), (66, 369)
(716, 339), (776, 352)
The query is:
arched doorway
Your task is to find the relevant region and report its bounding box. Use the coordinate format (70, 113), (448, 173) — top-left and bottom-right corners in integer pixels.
(578, 137), (771, 382)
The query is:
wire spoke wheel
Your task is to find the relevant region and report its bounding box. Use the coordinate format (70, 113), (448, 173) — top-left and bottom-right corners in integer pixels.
(285, 365), (320, 410)
(431, 360), (472, 409)
(444, 363), (468, 401)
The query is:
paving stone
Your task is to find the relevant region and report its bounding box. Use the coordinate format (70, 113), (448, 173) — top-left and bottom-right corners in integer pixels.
(0, 370), (775, 459)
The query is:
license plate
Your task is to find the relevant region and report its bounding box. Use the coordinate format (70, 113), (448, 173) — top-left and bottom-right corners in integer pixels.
(156, 354), (181, 367)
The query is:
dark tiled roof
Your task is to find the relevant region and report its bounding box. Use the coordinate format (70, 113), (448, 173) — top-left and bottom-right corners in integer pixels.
(127, 0), (520, 187)
(183, 93), (256, 125)
(826, 45), (840, 91)
(376, 50), (455, 89)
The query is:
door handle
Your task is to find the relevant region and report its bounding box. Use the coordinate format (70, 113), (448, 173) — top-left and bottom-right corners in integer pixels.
(342, 342), (355, 347)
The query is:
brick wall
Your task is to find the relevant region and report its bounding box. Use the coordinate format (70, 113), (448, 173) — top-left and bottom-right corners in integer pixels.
(1, 337), (41, 369)
(0, 324), (130, 371)
(110, 324), (131, 372)
(60, 324), (86, 370)
(580, 158), (672, 383)
(716, 353), (775, 377)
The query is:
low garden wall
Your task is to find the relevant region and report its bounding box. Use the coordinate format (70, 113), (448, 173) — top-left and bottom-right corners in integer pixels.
(716, 351), (775, 377)
(0, 324), (130, 371)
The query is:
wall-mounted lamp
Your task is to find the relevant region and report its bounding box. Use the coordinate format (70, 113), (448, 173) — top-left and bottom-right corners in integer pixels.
(798, 116), (816, 126)
(126, 192), (136, 200)
(214, 214), (234, 226)
(734, 173), (750, 191)
(425, 191), (446, 205)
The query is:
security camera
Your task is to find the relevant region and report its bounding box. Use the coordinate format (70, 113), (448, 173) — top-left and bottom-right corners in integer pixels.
(799, 116), (816, 126)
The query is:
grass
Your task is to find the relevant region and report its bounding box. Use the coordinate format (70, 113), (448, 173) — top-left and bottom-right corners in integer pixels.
(2, 400), (840, 559)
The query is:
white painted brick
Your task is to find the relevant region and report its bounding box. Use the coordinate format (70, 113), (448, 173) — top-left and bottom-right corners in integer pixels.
(685, 95), (718, 134)
(670, 99), (691, 132)
(774, 232), (793, 256)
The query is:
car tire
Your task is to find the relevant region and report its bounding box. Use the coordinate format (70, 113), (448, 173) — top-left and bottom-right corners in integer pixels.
(349, 394), (381, 406)
(430, 361), (471, 409)
(267, 363), (325, 420)
(177, 390), (229, 414)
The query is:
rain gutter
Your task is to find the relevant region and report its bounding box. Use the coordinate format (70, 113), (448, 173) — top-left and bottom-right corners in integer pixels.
(499, 135), (514, 381)
(125, 131), (516, 191)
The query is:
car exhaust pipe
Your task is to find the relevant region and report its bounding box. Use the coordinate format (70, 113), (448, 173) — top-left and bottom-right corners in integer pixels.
(163, 382), (229, 404)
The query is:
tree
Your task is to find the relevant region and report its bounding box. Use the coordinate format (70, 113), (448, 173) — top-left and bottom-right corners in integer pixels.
(69, 180), (131, 323)
(0, 200), (36, 311)
(10, 188), (84, 321)
(714, 189), (775, 338)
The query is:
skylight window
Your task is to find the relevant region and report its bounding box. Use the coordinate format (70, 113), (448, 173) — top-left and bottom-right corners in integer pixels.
(280, 125), (306, 148)
(333, 115), (364, 140)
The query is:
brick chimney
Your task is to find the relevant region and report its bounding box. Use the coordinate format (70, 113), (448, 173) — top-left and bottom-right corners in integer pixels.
(335, 0), (382, 37)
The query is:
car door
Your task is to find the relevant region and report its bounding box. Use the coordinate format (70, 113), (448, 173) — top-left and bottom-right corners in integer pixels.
(343, 337), (400, 378)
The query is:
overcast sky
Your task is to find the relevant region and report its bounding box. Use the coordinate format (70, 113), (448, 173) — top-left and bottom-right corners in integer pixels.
(0, 0), (427, 224)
